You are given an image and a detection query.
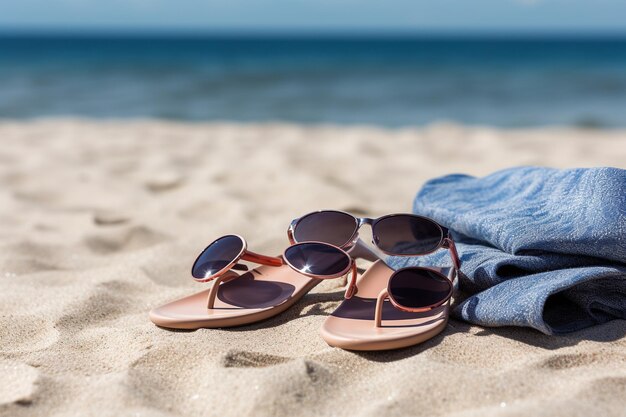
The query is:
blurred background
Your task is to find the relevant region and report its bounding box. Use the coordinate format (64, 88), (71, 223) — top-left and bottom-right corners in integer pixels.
(2, 0), (626, 127)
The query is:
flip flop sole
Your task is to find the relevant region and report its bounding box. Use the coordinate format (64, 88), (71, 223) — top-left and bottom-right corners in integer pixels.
(320, 260), (450, 351)
(321, 305), (448, 350)
(150, 264), (320, 329)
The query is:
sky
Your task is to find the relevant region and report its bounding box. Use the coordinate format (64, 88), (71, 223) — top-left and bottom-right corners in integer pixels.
(1, 0), (626, 34)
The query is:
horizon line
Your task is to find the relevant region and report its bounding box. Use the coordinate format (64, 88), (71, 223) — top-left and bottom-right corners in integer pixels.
(1, 27), (626, 39)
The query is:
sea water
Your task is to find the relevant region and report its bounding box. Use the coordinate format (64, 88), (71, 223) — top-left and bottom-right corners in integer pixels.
(1, 34), (625, 127)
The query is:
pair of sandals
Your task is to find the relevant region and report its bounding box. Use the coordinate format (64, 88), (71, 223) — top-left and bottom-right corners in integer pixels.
(150, 210), (461, 351)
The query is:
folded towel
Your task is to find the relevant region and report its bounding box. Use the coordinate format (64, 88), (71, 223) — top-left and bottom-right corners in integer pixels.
(387, 167), (626, 334)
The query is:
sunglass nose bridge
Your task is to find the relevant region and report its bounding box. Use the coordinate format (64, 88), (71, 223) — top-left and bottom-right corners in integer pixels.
(358, 217), (374, 227)
(356, 218), (376, 244)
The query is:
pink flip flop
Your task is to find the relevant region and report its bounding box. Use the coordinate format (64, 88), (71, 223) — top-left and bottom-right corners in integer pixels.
(321, 260), (455, 350)
(150, 235), (363, 329)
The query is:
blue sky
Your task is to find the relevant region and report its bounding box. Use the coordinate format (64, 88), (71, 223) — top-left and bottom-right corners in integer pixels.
(2, 0), (626, 33)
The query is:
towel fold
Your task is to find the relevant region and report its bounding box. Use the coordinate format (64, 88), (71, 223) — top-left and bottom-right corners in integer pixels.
(387, 167), (626, 334)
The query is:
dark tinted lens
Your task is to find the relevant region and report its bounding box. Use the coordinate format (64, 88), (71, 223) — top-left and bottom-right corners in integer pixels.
(293, 211), (357, 247)
(192, 235), (243, 279)
(284, 242), (350, 277)
(373, 215), (443, 255)
(389, 269), (451, 309)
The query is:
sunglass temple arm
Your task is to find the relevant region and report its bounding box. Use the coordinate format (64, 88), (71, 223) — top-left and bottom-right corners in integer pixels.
(241, 250), (284, 267)
(344, 261), (358, 299)
(442, 233), (461, 282)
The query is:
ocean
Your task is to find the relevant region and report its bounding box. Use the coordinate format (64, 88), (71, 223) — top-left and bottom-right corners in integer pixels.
(1, 34), (626, 127)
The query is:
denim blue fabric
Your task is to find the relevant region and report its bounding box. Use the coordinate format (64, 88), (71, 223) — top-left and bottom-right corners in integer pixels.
(387, 167), (626, 334)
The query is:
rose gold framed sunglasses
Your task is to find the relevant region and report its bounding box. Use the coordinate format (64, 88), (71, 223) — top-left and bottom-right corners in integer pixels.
(287, 210), (461, 275)
(373, 265), (455, 326)
(191, 235), (359, 299)
(288, 210), (461, 316)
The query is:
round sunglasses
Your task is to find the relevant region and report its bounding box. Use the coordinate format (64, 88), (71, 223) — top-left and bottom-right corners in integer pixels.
(287, 210), (461, 273)
(374, 266), (454, 326)
(191, 235), (358, 298)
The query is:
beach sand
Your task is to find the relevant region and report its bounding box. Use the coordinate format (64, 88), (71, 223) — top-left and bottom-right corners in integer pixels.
(0, 119), (625, 417)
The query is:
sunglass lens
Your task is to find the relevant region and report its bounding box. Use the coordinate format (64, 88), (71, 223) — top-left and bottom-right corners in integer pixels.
(192, 235), (244, 279)
(388, 268), (452, 309)
(373, 215), (443, 255)
(284, 242), (350, 277)
(293, 211), (358, 247)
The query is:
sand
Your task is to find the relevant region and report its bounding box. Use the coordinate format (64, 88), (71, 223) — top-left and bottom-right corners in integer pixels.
(0, 119), (624, 417)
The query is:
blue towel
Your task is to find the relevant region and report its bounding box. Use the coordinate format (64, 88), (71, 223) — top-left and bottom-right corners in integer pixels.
(387, 167), (626, 334)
